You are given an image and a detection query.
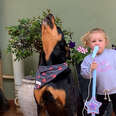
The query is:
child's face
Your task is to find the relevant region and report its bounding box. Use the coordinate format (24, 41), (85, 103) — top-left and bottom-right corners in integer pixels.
(88, 32), (107, 55)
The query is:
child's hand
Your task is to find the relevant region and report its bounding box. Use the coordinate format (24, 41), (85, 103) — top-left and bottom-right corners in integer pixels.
(91, 62), (98, 71)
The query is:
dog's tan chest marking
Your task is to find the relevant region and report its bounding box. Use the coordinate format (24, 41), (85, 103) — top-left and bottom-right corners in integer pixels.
(42, 18), (61, 61)
(47, 86), (66, 107)
(34, 86), (66, 107)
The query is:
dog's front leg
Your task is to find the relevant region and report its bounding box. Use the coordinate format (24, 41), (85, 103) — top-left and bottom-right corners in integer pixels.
(34, 86), (48, 116)
(37, 104), (46, 116)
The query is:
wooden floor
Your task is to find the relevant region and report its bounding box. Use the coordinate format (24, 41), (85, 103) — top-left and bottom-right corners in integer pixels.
(0, 100), (23, 116)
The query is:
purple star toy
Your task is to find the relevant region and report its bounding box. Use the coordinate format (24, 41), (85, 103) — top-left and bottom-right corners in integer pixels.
(85, 97), (102, 115)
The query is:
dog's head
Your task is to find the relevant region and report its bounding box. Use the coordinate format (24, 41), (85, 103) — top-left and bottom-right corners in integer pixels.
(41, 14), (62, 61)
(41, 14), (70, 64)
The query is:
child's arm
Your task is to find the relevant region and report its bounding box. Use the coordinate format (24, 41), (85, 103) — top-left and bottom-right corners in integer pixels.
(80, 58), (98, 79)
(80, 58), (91, 79)
(90, 62), (98, 71)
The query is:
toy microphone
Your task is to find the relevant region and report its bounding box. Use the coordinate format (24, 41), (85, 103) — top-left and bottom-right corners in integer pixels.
(85, 46), (102, 116)
(92, 46), (99, 59)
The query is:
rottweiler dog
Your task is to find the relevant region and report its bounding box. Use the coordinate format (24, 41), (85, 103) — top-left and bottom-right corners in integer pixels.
(34, 14), (83, 116)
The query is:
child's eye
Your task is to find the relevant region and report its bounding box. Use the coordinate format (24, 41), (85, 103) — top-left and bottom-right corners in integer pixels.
(99, 40), (102, 42)
(92, 40), (96, 43)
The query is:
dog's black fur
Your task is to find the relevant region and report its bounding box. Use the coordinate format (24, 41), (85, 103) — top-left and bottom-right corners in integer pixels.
(34, 14), (83, 116)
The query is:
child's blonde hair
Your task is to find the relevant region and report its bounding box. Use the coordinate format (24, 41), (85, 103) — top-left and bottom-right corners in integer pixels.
(81, 28), (108, 47)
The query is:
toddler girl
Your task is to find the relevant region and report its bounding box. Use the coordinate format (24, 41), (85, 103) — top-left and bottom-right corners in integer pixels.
(80, 28), (116, 116)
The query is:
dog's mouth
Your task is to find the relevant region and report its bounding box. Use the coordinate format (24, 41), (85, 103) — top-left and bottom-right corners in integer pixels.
(42, 14), (54, 29)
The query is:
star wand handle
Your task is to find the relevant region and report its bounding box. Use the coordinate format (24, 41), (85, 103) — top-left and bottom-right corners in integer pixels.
(92, 70), (97, 97)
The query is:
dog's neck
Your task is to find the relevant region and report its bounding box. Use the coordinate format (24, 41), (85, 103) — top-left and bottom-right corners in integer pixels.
(42, 27), (61, 61)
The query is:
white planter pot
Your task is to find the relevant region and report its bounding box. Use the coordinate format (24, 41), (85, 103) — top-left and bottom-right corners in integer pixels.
(12, 54), (24, 99)
(18, 78), (37, 116)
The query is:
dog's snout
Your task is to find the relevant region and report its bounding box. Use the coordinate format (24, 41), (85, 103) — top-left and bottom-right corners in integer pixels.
(42, 14), (54, 29)
(43, 16), (51, 25)
(46, 14), (53, 20)
(43, 14), (53, 24)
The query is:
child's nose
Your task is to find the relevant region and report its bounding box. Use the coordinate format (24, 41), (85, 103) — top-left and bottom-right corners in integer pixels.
(95, 41), (99, 46)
